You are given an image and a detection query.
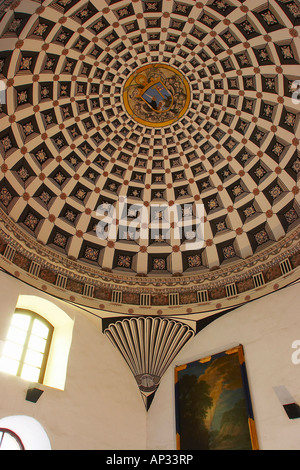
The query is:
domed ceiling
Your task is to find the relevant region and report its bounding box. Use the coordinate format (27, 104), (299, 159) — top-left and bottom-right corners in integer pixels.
(0, 0), (300, 318)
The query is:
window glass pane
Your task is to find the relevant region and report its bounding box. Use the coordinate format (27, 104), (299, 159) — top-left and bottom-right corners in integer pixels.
(20, 364), (40, 382)
(32, 319), (49, 339)
(28, 335), (46, 353)
(24, 349), (43, 368)
(7, 326), (27, 346)
(0, 356), (19, 375)
(11, 314), (31, 331)
(1, 311), (52, 384)
(2, 341), (23, 360)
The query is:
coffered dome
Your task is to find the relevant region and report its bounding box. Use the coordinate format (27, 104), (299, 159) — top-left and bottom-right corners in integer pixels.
(0, 0), (299, 317)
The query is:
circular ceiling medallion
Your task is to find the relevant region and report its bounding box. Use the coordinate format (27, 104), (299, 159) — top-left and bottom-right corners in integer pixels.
(123, 64), (190, 127)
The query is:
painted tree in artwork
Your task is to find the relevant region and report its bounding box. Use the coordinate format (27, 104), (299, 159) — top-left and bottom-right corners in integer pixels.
(177, 374), (213, 450)
(177, 351), (253, 450)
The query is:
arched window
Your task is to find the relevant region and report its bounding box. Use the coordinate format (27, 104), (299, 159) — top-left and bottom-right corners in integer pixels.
(0, 428), (24, 450)
(0, 309), (53, 384)
(0, 416), (51, 450)
(0, 295), (74, 390)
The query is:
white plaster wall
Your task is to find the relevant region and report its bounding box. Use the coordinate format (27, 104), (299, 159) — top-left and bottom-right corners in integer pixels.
(0, 271), (146, 450)
(1, 268), (300, 450)
(147, 282), (300, 451)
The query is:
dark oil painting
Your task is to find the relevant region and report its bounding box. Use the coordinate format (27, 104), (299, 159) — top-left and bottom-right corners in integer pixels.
(175, 345), (258, 450)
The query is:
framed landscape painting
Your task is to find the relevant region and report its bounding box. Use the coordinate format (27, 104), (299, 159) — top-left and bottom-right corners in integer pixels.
(174, 345), (259, 450)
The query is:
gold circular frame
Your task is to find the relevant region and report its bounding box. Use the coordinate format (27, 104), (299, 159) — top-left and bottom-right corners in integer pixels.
(123, 64), (191, 128)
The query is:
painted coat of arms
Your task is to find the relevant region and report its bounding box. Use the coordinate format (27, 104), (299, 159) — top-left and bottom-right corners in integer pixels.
(123, 64), (190, 127)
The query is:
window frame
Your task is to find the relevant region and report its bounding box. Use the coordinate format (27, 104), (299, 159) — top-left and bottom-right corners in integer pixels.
(0, 428), (25, 450)
(4, 309), (54, 384)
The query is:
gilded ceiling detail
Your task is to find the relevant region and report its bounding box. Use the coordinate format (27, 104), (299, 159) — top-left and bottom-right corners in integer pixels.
(0, 0), (299, 314)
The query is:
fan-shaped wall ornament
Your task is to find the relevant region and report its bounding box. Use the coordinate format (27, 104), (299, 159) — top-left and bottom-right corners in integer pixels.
(104, 316), (194, 410)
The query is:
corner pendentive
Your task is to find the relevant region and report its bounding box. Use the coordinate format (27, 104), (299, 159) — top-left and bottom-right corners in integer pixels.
(104, 316), (195, 410)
